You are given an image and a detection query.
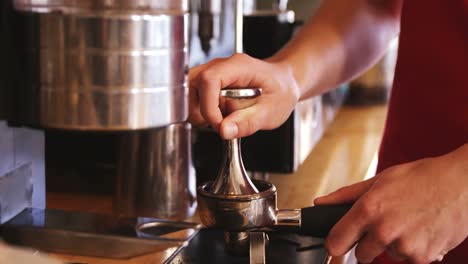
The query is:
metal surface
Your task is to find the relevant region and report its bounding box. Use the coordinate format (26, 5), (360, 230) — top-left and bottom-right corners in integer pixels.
(211, 137), (259, 195)
(0, 164), (32, 224)
(196, 0), (222, 54)
(115, 123), (197, 220)
(0, 122), (14, 176)
(243, 0), (291, 16)
(276, 209), (301, 227)
(199, 180), (351, 236)
(166, 228), (329, 264)
(13, 0), (189, 12)
(198, 180), (277, 231)
(221, 88), (262, 99)
(189, 0), (236, 67)
(10, 0), (189, 130)
(211, 88), (261, 195)
(235, 0), (244, 53)
(225, 231), (250, 256)
(250, 232), (267, 264)
(0, 121), (45, 223)
(1, 208), (200, 259)
(11, 125), (46, 209)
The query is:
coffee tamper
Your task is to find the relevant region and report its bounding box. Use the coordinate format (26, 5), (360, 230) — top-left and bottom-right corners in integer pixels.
(210, 88), (261, 196)
(209, 87), (262, 255)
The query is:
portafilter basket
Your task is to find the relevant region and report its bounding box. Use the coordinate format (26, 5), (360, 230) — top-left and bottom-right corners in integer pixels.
(197, 179), (277, 232)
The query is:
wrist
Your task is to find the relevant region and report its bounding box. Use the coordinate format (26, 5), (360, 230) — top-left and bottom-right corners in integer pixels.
(273, 59), (302, 104)
(267, 54), (311, 102)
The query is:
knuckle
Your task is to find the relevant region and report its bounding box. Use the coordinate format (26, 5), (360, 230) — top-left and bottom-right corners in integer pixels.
(392, 239), (413, 257)
(421, 256), (432, 264)
(198, 105), (218, 123)
(203, 111), (219, 123)
(198, 70), (215, 86)
(210, 57), (225, 64)
(373, 226), (393, 246)
(335, 185), (352, 195)
(357, 197), (378, 219)
(187, 110), (204, 125)
(231, 52), (249, 61)
(382, 164), (406, 179)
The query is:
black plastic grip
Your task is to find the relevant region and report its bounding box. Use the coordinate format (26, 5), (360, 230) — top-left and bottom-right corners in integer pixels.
(299, 204), (352, 238)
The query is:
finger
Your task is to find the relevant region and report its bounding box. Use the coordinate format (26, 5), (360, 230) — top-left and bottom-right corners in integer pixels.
(354, 232), (387, 263)
(188, 58), (229, 88)
(325, 203), (369, 256)
(188, 101), (207, 126)
(195, 54), (274, 127)
(188, 62), (221, 126)
(195, 72), (224, 129)
(314, 177), (377, 205)
(188, 82), (206, 126)
(189, 59), (233, 128)
(219, 103), (269, 139)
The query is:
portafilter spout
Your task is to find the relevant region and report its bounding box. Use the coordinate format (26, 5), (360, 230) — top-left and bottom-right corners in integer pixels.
(210, 88), (262, 195)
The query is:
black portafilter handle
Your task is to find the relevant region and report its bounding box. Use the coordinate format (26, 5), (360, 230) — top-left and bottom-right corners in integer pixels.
(299, 204), (353, 238)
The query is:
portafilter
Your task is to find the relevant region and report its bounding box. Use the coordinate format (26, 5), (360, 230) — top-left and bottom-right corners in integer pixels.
(197, 88), (352, 238)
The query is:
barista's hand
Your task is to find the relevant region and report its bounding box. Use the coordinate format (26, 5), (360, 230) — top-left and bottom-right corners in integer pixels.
(188, 53), (300, 139)
(314, 144), (468, 264)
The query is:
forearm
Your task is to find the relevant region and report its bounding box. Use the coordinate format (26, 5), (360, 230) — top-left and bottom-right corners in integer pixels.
(270, 0), (402, 99)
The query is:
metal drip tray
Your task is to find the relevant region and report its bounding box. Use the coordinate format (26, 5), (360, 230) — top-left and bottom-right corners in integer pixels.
(1, 208), (200, 259)
(166, 229), (328, 264)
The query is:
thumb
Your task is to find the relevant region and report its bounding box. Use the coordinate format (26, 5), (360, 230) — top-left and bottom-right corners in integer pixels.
(314, 177), (377, 205)
(219, 104), (270, 139)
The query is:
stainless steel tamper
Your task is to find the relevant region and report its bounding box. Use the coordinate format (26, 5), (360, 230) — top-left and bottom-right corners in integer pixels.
(209, 87), (262, 255)
(210, 88), (261, 195)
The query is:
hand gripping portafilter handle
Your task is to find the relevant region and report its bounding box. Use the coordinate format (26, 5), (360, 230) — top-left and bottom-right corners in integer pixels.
(299, 204), (352, 237)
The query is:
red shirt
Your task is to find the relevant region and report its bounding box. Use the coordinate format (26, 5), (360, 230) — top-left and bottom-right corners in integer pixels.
(375, 0), (468, 263)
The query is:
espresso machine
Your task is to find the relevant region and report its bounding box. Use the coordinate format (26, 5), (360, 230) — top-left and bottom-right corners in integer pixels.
(0, 0), (348, 263)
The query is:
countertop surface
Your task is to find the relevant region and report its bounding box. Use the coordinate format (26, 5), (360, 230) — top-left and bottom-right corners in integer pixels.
(44, 105), (387, 264)
(270, 105), (386, 210)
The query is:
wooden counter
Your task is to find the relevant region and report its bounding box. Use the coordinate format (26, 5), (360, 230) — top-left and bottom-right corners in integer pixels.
(270, 105), (387, 209)
(44, 105), (387, 263)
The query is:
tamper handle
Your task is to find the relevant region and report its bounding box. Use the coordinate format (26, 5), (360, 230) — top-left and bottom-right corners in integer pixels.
(210, 88), (262, 195)
(220, 88), (262, 116)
